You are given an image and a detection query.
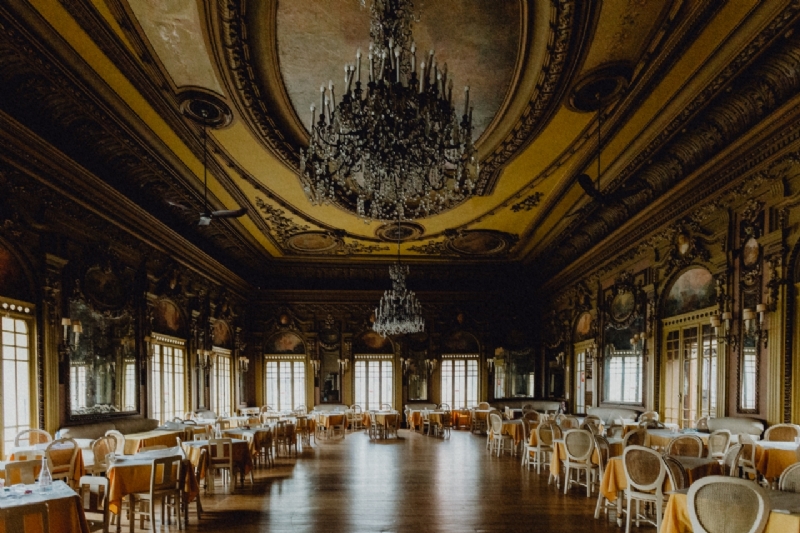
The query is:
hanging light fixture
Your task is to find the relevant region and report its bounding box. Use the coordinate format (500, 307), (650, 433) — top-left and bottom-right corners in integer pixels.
(373, 220), (425, 336)
(300, 0), (478, 221)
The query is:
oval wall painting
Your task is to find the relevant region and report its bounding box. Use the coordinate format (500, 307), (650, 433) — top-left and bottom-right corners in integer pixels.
(611, 292), (635, 323)
(743, 236), (760, 267)
(574, 312), (593, 342)
(265, 332), (305, 354)
(664, 267), (715, 318)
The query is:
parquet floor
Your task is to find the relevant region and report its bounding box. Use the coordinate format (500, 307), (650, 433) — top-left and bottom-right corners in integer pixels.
(133, 429), (622, 532)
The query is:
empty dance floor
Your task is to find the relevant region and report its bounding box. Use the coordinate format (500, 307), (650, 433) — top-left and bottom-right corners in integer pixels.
(175, 429), (614, 533)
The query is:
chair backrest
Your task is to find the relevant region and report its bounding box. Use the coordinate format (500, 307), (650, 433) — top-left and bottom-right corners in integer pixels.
(580, 420), (602, 435)
(45, 437), (79, 477)
(521, 403), (534, 413)
(5, 459), (40, 485)
(91, 436), (114, 469)
(78, 475), (110, 533)
(696, 416), (709, 432)
(639, 419), (661, 429)
(351, 404), (363, 413)
(14, 428), (52, 446)
(687, 475), (770, 533)
(765, 423), (800, 442)
(739, 433), (757, 468)
(562, 416), (580, 429)
(639, 410), (659, 422)
(584, 414), (602, 423)
(551, 424), (563, 440)
(0, 502), (49, 532)
(563, 429), (594, 462)
(666, 434), (704, 457)
(622, 445), (666, 493)
(294, 405), (306, 415)
(606, 423), (624, 439)
(478, 402), (490, 410)
(663, 455), (689, 490)
(554, 413), (567, 426)
(723, 444), (743, 477)
(779, 462), (800, 492)
(537, 422), (554, 447)
(707, 430), (731, 459)
(105, 430), (125, 454)
(208, 438), (233, 465)
(150, 455), (182, 492)
(13, 449), (44, 461)
(593, 435), (610, 474)
(438, 403), (450, 411)
(524, 411), (541, 422)
(489, 412), (503, 434)
(380, 403), (392, 411)
(623, 428), (647, 448)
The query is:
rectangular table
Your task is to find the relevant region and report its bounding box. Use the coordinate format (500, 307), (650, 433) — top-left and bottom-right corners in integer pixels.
(489, 419), (525, 448)
(662, 488), (800, 533)
(648, 429), (710, 453)
(8, 443), (86, 486)
(365, 412), (400, 439)
(121, 430), (181, 455)
(0, 481), (90, 533)
(451, 409), (471, 430)
(182, 439), (253, 488)
(756, 441), (799, 480)
(107, 449), (199, 533)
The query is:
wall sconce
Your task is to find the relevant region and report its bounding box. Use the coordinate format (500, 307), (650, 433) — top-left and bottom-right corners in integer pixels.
(585, 343), (599, 366)
(710, 311), (739, 352)
(198, 349), (215, 371)
(238, 356), (250, 374)
(486, 358), (494, 371)
(743, 304), (768, 348)
(424, 358), (437, 374)
(629, 333), (647, 356)
(337, 358), (349, 372)
(59, 318), (82, 361)
(399, 357), (411, 375)
(310, 358), (321, 374)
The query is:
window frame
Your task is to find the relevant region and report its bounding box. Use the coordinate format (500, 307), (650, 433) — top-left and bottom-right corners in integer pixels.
(211, 348), (233, 417)
(263, 354), (306, 411)
(148, 334), (187, 424)
(353, 354), (394, 410)
(441, 354), (479, 409)
(0, 300), (36, 459)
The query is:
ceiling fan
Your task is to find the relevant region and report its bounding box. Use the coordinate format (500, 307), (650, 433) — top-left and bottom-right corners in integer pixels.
(173, 114), (247, 226)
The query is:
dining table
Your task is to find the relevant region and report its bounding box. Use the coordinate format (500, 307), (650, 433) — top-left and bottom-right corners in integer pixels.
(471, 409), (491, 433)
(756, 441), (799, 480)
(121, 429), (182, 455)
(7, 442), (86, 486)
(222, 427), (273, 457)
(451, 409), (471, 430)
(364, 411), (400, 439)
(405, 409), (428, 432)
(647, 429), (710, 453)
(661, 486), (800, 533)
(0, 480), (90, 533)
(106, 447), (199, 533)
(313, 412), (346, 439)
(489, 419), (525, 449)
(182, 438), (253, 488)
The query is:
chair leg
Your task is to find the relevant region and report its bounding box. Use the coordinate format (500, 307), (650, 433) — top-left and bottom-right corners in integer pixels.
(625, 497), (633, 533)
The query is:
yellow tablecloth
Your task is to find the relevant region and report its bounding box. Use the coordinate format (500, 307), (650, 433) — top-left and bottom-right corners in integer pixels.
(599, 456), (721, 503)
(107, 456), (199, 516)
(182, 439), (253, 480)
(756, 442), (799, 480)
(661, 491), (800, 533)
(222, 428), (273, 456)
(0, 482), (90, 533)
(451, 409), (471, 429)
(122, 430), (181, 455)
(489, 420), (524, 446)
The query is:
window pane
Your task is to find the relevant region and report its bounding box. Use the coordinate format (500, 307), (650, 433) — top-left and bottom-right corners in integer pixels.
(381, 361), (393, 408)
(2, 315), (32, 456)
(293, 361), (305, 410)
(355, 361), (366, 408)
(441, 361), (453, 407)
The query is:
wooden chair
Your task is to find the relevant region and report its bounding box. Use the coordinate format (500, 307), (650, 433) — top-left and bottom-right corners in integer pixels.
(622, 445), (667, 533)
(666, 434), (704, 457)
(723, 444), (743, 477)
(663, 454), (689, 490)
(385, 413), (401, 439)
(764, 423), (800, 442)
(527, 422), (554, 475)
(562, 429), (596, 497)
(346, 407), (362, 432)
(687, 476), (770, 533)
(86, 436), (115, 476)
(134, 455), (184, 531)
(593, 435), (618, 522)
(0, 502), (49, 533)
(778, 462), (800, 492)
(14, 428), (52, 446)
(12, 449), (44, 461)
(105, 430), (126, 454)
(46, 437), (79, 487)
(477, 402), (490, 410)
(707, 429), (731, 460)
(488, 412), (513, 457)
(623, 428), (648, 448)
(5, 459), (40, 485)
(78, 475), (111, 533)
(185, 449), (206, 520)
(738, 434), (760, 482)
(207, 438), (234, 494)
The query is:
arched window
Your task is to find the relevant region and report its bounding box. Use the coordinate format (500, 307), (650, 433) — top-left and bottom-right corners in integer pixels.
(264, 331), (306, 411)
(149, 333), (186, 424)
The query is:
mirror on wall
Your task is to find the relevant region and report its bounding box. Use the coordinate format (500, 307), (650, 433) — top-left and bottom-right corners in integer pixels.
(321, 348), (340, 403)
(601, 323), (643, 404)
(493, 348), (535, 398)
(67, 298), (137, 419)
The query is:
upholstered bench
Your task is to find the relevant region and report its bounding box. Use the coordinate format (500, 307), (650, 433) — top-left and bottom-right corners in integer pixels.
(586, 406), (643, 425)
(58, 417), (160, 441)
(706, 416), (764, 439)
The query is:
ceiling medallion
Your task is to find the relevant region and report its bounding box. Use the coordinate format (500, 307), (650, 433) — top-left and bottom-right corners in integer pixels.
(567, 63), (632, 113)
(447, 230), (518, 256)
(299, 0), (479, 221)
(375, 221), (424, 242)
(285, 231), (343, 254)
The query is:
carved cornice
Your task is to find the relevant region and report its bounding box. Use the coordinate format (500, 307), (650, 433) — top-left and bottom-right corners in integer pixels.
(536, 19), (800, 283)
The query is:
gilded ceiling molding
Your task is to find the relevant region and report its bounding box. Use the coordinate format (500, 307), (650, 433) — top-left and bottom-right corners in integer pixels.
(536, 21), (800, 281)
(254, 197), (310, 246)
(510, 192), (544, 213)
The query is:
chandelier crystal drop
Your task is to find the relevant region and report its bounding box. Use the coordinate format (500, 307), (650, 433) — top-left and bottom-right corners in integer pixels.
(299, 0), (478, 221)
(373, 261), (425, 337)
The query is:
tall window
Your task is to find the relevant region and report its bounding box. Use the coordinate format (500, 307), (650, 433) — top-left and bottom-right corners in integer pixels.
(149, 336), (186, 424)
(663, 314), (718, 427)
(441, 356), (478, 408)
(70, 364), (87, 410)
(212, 349), (232, 417)
(575, 349), (586, 414)
(2, 307), (34, 457)
(741, 343), (756, 410)
(122, 358), (137, 411)
(264, 357), (306, 411)
(604, 348), (642, 404)
(354, 356), (393, 410)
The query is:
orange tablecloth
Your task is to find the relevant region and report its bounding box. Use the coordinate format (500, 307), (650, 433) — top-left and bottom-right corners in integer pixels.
(599, 456), (721, 503)
(661, 491), (800, 533)
(222, 427), (273, 456)
(451, 409), (471, 429)
(107, 455), (199, 516)
(0, 481), (90, 533)
(122, 430), (181, 455)
(756, 441), (799, 480)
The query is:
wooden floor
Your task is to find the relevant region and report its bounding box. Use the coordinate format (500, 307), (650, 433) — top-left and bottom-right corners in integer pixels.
(137, 429), (622, 532)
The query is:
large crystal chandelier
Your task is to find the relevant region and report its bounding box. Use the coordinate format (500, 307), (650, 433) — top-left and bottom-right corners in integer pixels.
(373, 227), (425, 336)
(300, 0), (478, 221)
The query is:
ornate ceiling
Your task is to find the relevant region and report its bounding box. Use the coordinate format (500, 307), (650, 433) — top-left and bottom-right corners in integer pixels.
(2, 0), (799, 286)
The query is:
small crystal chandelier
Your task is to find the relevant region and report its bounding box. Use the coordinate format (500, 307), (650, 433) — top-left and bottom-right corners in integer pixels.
(300, 0), (478, 221)
(373, 223), (425, 337)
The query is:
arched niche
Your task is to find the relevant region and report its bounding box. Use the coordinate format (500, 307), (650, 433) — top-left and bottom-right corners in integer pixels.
(0, 239), (34, 302)
(152, 298), (187, 338)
